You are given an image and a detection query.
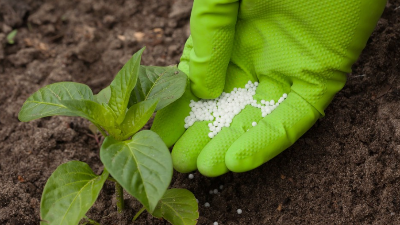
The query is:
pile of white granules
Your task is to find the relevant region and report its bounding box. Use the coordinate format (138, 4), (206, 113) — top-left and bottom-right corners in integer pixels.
(184, 81), (288, 138)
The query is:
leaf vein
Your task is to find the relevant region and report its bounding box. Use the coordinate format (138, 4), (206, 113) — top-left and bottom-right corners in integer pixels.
(132, 146), (168, 170)
(144, 70), (166, 100)
(59, 178), (97, 224)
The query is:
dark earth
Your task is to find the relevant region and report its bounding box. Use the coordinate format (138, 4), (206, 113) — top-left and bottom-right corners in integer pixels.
(0, 0), (399, 224)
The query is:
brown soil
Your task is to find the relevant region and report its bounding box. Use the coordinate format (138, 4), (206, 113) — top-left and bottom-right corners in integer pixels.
(0, 0), (399, 224)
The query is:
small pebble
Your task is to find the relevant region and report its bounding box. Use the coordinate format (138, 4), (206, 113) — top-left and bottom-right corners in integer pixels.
(196, 198), (199, 203)
(214, 222), (219, 225)
(219, 185), (224, 190)
(213, 189), (218, 194)
(205, 202), (210, 207)
(209, 190), (213, 194)
(188, 174), (194, 179)
(237, 209), (242, 214)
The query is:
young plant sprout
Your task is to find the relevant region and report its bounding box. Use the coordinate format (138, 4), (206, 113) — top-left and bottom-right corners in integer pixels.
(18, 48), (199, 225)
(184, 81), (288, 138)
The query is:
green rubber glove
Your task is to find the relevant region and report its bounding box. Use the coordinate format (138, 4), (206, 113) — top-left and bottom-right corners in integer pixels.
(152, 0), (386, 177)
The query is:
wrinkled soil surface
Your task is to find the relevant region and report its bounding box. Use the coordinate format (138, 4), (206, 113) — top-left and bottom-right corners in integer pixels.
(0, 0), (399, 224)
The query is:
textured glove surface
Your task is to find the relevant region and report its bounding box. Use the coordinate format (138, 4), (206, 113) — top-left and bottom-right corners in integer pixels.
(152, 0), (386, 176)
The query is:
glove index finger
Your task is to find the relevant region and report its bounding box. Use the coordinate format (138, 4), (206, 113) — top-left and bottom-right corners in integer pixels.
(189, 0), (239, 99)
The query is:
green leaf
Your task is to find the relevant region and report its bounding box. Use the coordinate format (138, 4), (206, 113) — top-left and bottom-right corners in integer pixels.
(61, 100), (115, 129)
(40, 161), (109, 225)
(100, 130), (173, 213)
(119, 98), (158, 139)
(94, 86), (111, 104)
(152, 189), (199, 225)
(129, 65), (187, 111)
(108, 47), (145, 124)
(18, 82), (94, 122)
(7, 29), (17, 44)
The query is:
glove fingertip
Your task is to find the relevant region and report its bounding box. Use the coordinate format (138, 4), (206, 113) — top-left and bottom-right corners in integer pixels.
(171, 152), (197, 173)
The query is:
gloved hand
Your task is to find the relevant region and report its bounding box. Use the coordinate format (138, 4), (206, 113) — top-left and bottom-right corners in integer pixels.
(151, 0), (386, 177)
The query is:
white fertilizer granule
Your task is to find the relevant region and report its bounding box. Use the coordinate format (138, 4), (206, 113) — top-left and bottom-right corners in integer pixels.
(184, 81), (287, 138)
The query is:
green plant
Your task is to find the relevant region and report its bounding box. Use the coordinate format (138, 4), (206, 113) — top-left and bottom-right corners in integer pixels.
(7, 29), (17, 44)
(18, 47), (199, 225)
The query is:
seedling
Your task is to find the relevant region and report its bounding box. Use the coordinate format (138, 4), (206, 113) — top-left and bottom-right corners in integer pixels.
(18, 47), (199, 225)
(7, 29), (17, 44)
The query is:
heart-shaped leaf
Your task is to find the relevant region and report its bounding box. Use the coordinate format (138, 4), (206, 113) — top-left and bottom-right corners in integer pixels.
(108, 47), (145, 124)
(119, 98), (158, 139)
(18, 82), (93, 122)
(129, 65), (187, 111)
(40, 161), (109, 225)
(100, 130), (172, 213)
(152, 189), (199, 225)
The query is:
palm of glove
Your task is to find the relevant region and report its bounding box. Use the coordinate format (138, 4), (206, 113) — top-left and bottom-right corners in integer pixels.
(151, 0), (385, 177)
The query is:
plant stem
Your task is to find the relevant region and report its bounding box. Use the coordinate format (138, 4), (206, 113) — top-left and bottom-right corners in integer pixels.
(132, 207), (146, 222)
(115, 181), (124, 213)
(93, 123), (107, 137)
(106, 172), (124, 213)
(84, 215), (101, 225)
